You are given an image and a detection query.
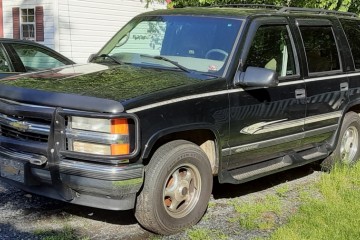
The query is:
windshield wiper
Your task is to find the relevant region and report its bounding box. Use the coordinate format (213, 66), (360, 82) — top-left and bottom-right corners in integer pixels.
(140, 54), (191, 73)
(95, 54), (123, 65)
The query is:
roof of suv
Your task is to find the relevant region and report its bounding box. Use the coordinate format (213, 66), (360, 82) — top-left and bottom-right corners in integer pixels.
(139, 5), (358, 19)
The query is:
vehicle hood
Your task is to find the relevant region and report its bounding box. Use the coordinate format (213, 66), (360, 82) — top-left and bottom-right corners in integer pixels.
(0, 63), (201, 102)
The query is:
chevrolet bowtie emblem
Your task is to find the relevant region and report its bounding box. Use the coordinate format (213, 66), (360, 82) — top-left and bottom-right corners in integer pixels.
(9, 121), (31, 132)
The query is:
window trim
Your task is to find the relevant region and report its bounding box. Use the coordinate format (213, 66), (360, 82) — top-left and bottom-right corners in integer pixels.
(297, 20), (343, 77)
(339, 18), (360, 71)
(0, 44), (14, 73)
(239, 17), (300, 81)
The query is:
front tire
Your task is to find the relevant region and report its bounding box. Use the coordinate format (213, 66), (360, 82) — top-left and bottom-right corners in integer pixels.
(135, 140), (213, 235)
(322, 111), (360, 170)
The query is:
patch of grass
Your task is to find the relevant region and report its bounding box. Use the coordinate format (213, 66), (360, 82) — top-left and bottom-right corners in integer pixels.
(275, 184), (290, 197)
(297, 182), (320, 202)
(227, 217), (238, 223)
(270, 163), (360, 240)
(112, 178), (143, 187)
(231, 194), (282, 230)
(34, 225), (88, 240)
(208, 202), (216, 208)
(148, 236), (162, 240)
(187, 228), (228, 240)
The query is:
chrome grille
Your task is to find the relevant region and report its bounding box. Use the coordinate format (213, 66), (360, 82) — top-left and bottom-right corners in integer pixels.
(0, 114), (50, 143)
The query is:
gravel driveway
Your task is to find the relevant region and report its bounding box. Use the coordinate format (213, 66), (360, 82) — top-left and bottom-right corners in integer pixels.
(0, 165), (321, 240)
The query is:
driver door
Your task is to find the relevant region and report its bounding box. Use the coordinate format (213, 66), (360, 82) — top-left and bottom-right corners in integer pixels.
(227, 17), (306, 170)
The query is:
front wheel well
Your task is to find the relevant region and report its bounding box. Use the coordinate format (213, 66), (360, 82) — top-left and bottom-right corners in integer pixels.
(347, 105), (360, 115)
(145, 129), (218, 175)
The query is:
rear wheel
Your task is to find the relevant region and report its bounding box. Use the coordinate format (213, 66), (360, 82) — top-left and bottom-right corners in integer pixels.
(135, 140), (213, 235)
(322, 111), (360, 170)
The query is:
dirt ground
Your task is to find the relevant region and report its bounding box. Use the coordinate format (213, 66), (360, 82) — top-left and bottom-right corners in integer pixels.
(0, 165), (322, 240)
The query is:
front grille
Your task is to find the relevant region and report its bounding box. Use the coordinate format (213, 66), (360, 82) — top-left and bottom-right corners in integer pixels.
(0, 125), (49, 142)
(0, 114), (50, 143)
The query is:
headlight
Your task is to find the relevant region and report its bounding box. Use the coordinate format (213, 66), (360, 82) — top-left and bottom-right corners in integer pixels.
(67, 117), (130, 155)
(71, 116), (112, 133)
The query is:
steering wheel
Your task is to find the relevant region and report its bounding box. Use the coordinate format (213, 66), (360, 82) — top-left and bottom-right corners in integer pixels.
(205, 49), (229, 61)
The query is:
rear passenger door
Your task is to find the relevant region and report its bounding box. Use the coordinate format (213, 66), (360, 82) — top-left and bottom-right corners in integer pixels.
(296, 19), (349, 147)
(339, 19), (360, 113)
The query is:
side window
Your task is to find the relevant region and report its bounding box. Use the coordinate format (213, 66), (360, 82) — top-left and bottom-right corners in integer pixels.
(246, 25), (297, 77)
(10, 43), (67, 71)
(0, 47), (10, 72)
(299, 26), (340, 73)
(340, 19), (360, 69)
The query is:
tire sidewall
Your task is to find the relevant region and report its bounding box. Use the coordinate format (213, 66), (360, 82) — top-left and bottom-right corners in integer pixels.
(334, 112), (360, 165)
(147, 144), (212, 233)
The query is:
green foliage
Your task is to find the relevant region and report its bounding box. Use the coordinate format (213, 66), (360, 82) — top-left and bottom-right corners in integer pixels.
(151, 0), (360, 14)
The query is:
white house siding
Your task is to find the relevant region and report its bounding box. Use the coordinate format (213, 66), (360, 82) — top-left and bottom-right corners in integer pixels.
(2, 0), (55, 48)
(57, 0), (166, 63)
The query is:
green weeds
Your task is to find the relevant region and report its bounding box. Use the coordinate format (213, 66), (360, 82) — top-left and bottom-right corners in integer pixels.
(270, 163), (360, 240)
(231, 194), (282, 230)
(187, 228), (228, 240)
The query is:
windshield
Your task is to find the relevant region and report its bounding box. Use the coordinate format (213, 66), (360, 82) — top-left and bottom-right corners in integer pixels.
(94, 16), (243, 76)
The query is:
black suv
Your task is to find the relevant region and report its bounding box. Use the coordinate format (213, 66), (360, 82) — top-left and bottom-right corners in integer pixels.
(1, 5), (360, 235)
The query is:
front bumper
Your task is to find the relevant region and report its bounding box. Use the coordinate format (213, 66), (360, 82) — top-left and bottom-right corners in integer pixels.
(0, 147), (144, 210)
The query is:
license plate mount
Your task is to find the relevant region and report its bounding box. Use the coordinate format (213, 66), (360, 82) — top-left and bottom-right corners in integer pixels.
(0, 158), (25, 183)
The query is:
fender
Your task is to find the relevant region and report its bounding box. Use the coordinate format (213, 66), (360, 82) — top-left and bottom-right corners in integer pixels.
(141, 123), (223, 170)
(326, 99), (360, 151)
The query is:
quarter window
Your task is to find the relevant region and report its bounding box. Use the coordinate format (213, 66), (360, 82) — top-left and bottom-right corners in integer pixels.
(246, 25), (297, 77)
(340, 19), (360, 69)
(299, 26), (340, 73)
(21, 8), (35, 40)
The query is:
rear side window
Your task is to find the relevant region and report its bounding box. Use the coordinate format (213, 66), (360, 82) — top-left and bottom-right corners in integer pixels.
(299, 26), (340, 73)
(340, 19), (360, 69)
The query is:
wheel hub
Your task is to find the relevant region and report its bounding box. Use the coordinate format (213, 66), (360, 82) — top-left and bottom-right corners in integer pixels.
(340, 125), (359, 163)
(181, 187), (188, 196)
(162, 164), (202, 218)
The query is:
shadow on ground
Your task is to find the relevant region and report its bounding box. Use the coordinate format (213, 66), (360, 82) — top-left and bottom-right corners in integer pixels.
(64, 205), (137, 225)
(212, 163), (322, 199)
(0, 223), (39, 239)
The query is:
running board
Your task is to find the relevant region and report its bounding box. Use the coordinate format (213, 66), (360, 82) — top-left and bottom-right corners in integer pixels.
(223, 148), (329, 184)
(229, 156), (292, 182)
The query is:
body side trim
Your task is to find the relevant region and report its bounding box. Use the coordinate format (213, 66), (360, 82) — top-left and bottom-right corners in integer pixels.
(222, 124), (337, 156)
(127, 73), (360, 113)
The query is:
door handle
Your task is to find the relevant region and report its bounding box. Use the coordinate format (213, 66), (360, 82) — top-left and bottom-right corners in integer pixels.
(295, 89), (306, 99)
(340, 82), (348, 91)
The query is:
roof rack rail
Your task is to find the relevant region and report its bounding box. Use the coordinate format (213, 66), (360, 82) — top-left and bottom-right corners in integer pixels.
(278, 7), (358, 17)
(211, 4), (281, 10)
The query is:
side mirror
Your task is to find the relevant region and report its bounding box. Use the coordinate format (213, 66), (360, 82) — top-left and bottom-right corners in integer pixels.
(87, 53), (97, 63)
(234, 66), (279, 87)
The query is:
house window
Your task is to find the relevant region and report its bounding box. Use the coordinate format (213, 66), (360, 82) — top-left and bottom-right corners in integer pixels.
(21, 8), (35, 40)
(13, 6), (44, 41)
